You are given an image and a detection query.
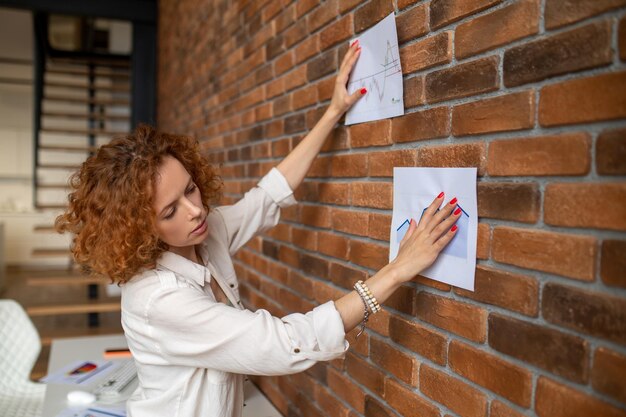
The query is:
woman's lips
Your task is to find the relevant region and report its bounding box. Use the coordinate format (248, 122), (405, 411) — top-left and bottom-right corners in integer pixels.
(191, 219), (207, 235)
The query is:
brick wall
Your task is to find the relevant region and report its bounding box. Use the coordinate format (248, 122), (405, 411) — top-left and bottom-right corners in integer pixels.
(157, 1), (626, 416)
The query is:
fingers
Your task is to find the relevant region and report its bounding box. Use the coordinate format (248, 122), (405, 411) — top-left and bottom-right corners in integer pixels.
(337, 40), (361, 84)
(430, 205), (462, 241)
(434, 222), (459, 252)
(416, 192), (445, 231)
(401, 218), (417, 243)
(424, 196), (457, 235)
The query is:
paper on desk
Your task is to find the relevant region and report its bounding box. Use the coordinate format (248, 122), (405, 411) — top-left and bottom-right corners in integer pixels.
(54, 405), (126, 417)
(40, 359), (115, 385)
(345, 12), (404, 125)
(390, 167), (477, 291)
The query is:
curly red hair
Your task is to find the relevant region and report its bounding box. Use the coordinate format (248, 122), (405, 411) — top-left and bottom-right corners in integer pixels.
(55, 124), (222, 284)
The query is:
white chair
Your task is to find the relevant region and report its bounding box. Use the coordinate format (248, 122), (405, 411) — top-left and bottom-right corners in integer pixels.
(0, 299), (46, 417)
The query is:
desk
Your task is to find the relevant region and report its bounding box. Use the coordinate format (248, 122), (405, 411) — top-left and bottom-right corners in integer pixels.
(42, 334), (282, 417)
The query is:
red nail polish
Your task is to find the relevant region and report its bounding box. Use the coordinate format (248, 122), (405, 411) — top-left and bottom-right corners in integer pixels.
(449, 197), (457, 205)
(454, 208), (461, 215)
(360, 88), (367, 94)
(451, 225), (458, 232)
(437, 192), (444, 199)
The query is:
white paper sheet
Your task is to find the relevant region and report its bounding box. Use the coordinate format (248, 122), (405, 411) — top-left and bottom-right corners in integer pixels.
(40, 360), (116, 385)
(390, 168), (477, 291)
(346, 12), (404, 125)
(54, 405), (126, 417)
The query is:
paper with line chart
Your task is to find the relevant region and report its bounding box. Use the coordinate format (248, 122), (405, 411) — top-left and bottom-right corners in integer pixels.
(390, 168), (478, 291)
(346, 12), (404, 125)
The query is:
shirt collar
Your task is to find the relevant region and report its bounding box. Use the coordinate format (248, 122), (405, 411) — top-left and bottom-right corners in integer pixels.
(156, 250), (209, 287)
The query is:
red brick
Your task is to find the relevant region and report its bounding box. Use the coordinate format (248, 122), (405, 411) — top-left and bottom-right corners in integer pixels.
(392, 107), (449, 143)
(300, 205), (331, 228)
(368, 212), (391, 241)
(331, 153), (368, 177)
(490, 400), (527, 417)
(601, 240), (626, 288)
(488, 133), (590, 176)
(339, 0), (360, 14)
(365, 396), (397, 417)
(415, 292), (487, 342)
(351, 182), (392, 209)
(345, 352), (385, 396)
(354, 0), (394, 33)
(307, 49), (337, 81)
(543, 283), (626, 345)
(315, 385), (351, 417)
(477, 223), (490, 259)
(417, 142), (486, 176)
(295, 0), (319, 18)
(349, 239), (388, 270)
(291, 226), (317, 251)
(350, 119), (392, 148)
(332, 208), (369, 237)
(403, 76), (425, 108)
(455, 265), (539, 316)
(621, 16), (626, 61)
(545, 0), (626, 29)
(450, 340), (532, 406)
(426, 56), (499, 103)
(489, 313), (590, 383)
(307, 155), (331, 177)
(420, 364), (488, 417)
(389, 315), (447, 365)
(536, 377), (626, 417)
(320, 14), (353, 50)
(504, 20), (613, 87)
(477, 182), (540, 223)
(456, 0), (539, 59)
(492, 226), (597, 281)
(384, 378), (440, 417)
(400, 31), (452, 74)
(592, 347), (626, 404)
(396, 3), (429, 44)
(540, 71), (626, 126)
(368, 149), (417, 177)
(370, 338), (418, 386)
(545, 183), (626, 231)
(318, 182), (350, 205)
(292, 84), (318, 110)
(452, 91), (535, 136)
(430, 0), (502, 29)
(597, 127), (626, 175)
(327, 367), (366, 414)
(306, 0), (337, 33)
(317, 231), (349, 260)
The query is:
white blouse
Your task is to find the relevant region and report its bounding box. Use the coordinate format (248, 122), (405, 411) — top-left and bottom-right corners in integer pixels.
(121, 167), (350, 417)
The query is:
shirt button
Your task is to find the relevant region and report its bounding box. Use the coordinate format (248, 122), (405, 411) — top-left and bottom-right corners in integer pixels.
(294, 348), (300, 353)
(230, 284), (234, 288)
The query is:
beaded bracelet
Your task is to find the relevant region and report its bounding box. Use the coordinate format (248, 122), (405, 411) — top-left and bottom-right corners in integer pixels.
(353, 280), (381, 339)
(355, 280), (381, 313)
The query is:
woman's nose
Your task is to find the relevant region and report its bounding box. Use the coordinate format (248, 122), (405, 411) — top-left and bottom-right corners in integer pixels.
(184, 198), (202, 219)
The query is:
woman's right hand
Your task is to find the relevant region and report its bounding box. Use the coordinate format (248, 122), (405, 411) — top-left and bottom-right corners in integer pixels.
(389, 193), (461, 283)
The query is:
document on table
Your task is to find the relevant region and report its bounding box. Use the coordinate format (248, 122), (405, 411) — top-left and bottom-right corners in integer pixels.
(390, 167), (477, 291)
(40, 359), (115, 385)
(54, 405), (126, 417)
(345, 12), (404, 125)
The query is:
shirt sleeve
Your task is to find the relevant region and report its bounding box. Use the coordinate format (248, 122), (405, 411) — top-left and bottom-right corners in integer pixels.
(212, 167), (296, 256)
(147, 286), (350, 375)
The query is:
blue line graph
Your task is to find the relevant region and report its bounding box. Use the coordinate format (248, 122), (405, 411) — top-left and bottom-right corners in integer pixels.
(395, 204), (469, 259)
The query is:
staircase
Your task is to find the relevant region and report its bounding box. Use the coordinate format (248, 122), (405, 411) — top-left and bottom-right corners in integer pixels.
(21, 15), (134, 379)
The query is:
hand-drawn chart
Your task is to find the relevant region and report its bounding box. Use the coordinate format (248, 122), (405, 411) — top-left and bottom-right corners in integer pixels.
(346, 12), (404, 125)
(390, 168), (478, 291)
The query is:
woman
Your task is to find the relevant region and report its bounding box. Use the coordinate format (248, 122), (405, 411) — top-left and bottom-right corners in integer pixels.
(56, 41), (461, 416)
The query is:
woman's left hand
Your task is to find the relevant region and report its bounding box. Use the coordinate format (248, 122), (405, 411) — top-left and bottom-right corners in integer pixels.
(328, 40), (366, 117)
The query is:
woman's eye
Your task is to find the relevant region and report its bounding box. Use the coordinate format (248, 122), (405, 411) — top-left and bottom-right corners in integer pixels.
(164, 208), (176, 219)
(186, 184), (197, 194)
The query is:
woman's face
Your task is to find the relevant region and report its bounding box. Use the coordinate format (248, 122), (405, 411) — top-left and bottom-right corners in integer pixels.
(153, 155), (209, 253)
